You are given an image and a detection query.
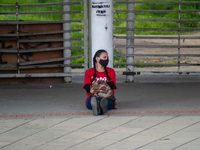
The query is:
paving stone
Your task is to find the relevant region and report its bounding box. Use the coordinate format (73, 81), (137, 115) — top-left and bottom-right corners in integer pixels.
(0, 128), (42, 148)
(2, 129), (69, 150)
(22, 117), (70, 129)
(50, 116), (102, 131)
(0, 115), (200, 150)
(78, 116), (140, 133)
(103, 140), (148, 150)
(152, 116), (200, 131)
(174, 138), (200, 150)
(138, 141), (179, 150)
(36, 131), (100, 150)
(122, 116), (174, 128)
(110, 126), (145, 134)
(0, 119), (33, 134)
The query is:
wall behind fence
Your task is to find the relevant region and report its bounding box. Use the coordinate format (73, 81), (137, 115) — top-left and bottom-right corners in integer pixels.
(0, 23), (64, 83)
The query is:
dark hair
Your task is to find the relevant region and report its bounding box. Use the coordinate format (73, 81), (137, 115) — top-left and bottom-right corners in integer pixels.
(91, 49), (111, 82)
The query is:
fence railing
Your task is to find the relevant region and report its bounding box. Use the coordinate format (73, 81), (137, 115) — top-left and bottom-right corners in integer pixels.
(0, 0), (87, 82)
(113, 0), (200, 82)
(0, 0), (200, 83)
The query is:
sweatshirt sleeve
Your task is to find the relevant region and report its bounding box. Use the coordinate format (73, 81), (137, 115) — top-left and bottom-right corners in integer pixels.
(108, 68), (117, 89)
(84, 84), (91, 93)
(83, 69), (93, 89)
(107, 81), (115, 89)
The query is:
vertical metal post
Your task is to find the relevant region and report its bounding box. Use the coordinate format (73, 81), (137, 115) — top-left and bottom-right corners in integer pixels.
(126, 0), (134, 82)
(178, 0), (181, 72)
(63, 0), (71, 83)
(16, 0), (20, 74)
(88, 0), (92, 68)
(83, 0), (88, 71)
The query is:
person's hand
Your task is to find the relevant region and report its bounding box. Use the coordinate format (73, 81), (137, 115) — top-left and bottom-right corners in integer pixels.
(90, 84), (100, 93)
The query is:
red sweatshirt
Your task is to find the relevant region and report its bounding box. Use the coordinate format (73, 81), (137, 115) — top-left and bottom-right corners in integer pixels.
(83, 67), (117, 108)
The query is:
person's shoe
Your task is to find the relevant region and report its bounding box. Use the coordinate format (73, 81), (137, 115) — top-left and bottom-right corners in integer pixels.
(100, 98), (108, 114)
(91, 97), (100, 116)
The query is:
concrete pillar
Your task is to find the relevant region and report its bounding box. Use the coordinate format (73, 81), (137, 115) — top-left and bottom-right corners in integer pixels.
(89, 0), (113, 68)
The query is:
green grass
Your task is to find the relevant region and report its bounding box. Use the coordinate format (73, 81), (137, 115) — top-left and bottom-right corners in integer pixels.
(0, 0), (199, 67)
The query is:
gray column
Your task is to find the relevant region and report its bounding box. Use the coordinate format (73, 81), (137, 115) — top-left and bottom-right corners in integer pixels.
(126, 0), (134, 82)
(63, 0), (71, 83)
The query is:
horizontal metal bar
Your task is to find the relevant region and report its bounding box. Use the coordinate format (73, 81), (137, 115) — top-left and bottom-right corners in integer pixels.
(114, 10), (200, 13)
(114, 45), (200, 48)
(114, 35), (200, 40)
(114, 27), (200, 31)
(19, 55), (84, 66)
(19, 63), (84, 69)
(0, 11), (83, 15)
(0, 4), (16, 7)
(0, 64), (17, 70)
(114, 19), (200, 22)
(19, 38), (65, 43)
(116, 71), (200, 76)
(0, 72), (84, 78)
(114, 54), (200, 57)
(19, 46), (84, 53)
(0, 2), (83, 8)
(0, 49), (18, 53)
(2, 9), (199, 14)
(19, 29), (82, 36)
(18, 2), (83, 7)
(114, 1), (200, 4)
(19, 10), (82, 14)
(19, 47), (65, 53)
(114, 62), (200, 66)
(0, 1), (83, 7)
(18, 37), (83, 43)
(0, 20), (82, 25)
(0, 34), (18, 37)
(114, 62), (178, 66)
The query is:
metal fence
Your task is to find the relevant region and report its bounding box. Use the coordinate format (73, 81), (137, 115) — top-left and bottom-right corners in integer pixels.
(0, 0), (87, 82)
(0, 0), (200, 83)
(113, 0), (200, 82)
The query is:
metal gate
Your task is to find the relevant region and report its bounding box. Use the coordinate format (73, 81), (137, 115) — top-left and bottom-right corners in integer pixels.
(113, 0), (200, 82)
(0, 0), (200, 83)
(0, 0), (87, 83)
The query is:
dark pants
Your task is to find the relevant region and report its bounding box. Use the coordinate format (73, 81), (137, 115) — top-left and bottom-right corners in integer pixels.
(86, 96), (114, 110)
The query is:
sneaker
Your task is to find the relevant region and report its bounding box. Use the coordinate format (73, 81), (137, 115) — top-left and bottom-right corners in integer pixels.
(100, 98), (108, 114)
(91, 97), (100, 116)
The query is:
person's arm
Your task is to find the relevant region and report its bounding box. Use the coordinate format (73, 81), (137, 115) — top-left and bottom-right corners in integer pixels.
(84, 84), (91, 93)
(107, 81), (115, 89)
(83, 69), (93, 93)
(108, 69), (117, 89)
